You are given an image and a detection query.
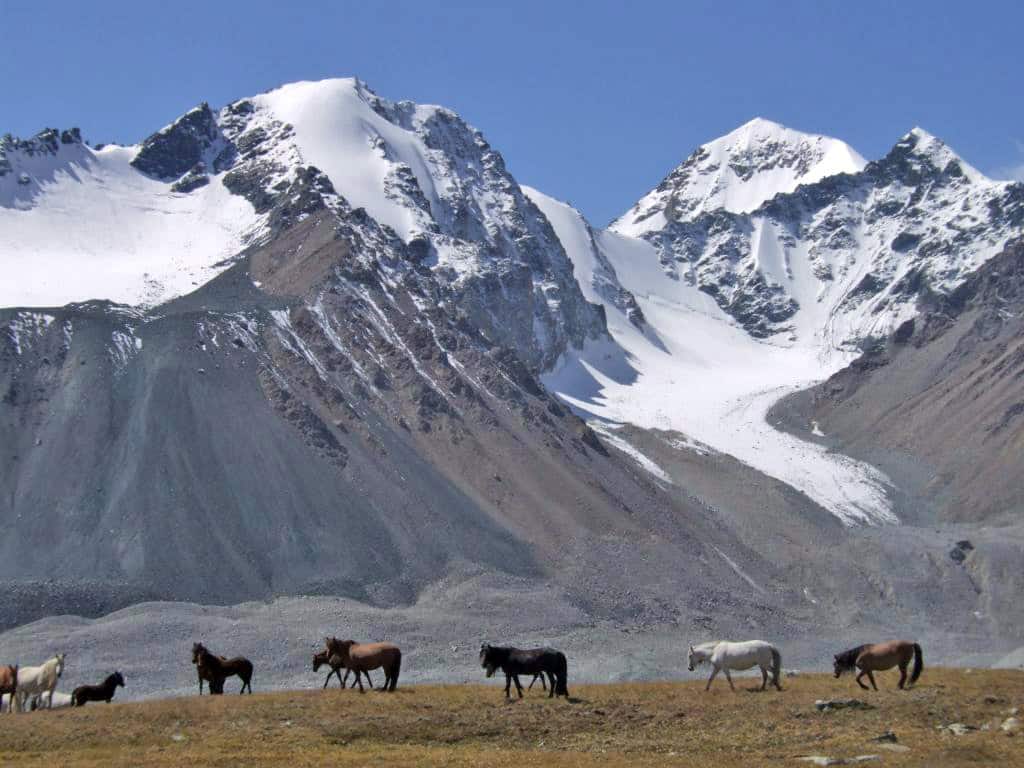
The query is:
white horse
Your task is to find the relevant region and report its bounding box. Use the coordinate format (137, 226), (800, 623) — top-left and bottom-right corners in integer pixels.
(688, 640), (781, 692)
(15, 654), (65, 713)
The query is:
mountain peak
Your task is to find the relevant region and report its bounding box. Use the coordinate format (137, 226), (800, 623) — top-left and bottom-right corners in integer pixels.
(611, 119), (866, 234)
(717, 116), (802, 144)
(883, 126), (988, 184)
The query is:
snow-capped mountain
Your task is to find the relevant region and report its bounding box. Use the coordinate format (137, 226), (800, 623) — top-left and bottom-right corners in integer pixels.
(608, 123), (1022, 345)
(612, 118), (866, 233)
(0, 78), (604, 371)
(540, 122), (1023, 525)
(4, 78), (1024, 661)
(0, 78), (685, 617)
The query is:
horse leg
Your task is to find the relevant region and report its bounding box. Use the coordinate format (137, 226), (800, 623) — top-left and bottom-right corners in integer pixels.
(897, 664), (907, 690)
(504, 673), (512, 699)
(855, 670), (870, 690)
(705, 666), (720, 691)
(365, 670), (374, 689)
(514, 674), (524, 699)
(355, 669), (365, 694)
(866, 670), (878, 691)
(724, 669), (736, 692)
(528, 673), (537, 691)
(760, 666), (768, 691)
(546, 671), (555, 692)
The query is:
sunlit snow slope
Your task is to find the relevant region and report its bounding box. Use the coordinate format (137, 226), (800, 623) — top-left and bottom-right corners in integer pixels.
(0, 137), (259, 308)
(528, 186), (893, 525)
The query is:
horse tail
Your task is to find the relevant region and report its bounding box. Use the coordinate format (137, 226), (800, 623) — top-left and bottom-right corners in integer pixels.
(389, 649), (401, 692)
(910, 642), (923, 684)
(770, 645), (782, 688)
(555, 652), (569, 697)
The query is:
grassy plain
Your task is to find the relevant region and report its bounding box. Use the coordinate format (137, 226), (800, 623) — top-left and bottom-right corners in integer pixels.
(1, 670), (1021, 766)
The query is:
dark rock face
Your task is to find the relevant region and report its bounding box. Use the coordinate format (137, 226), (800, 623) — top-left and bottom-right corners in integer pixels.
(169, 163), (210, 193)
(131, 103), (231, 180)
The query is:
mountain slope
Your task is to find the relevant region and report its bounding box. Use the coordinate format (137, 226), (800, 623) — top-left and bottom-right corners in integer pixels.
(0, 127), (259, 307)
(772, 238), (1024, 525)
(534, 122), (1023, 526)
(531, 189), (892, 525)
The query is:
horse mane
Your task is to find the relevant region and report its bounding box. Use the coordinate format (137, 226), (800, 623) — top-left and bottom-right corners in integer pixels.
(834, 644), (869, 671)
(693, 640), (725, 653)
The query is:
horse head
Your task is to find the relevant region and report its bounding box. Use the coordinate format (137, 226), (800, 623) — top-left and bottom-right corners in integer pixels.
(114, 671), (126, 688)
(191, 643), (206, 665)
(55, 653), (65, 677)
(687, 645), (697, 672)
(312, 649), (329, 671)
(833, 645), (863, 677)
(479, 643), (498, 677)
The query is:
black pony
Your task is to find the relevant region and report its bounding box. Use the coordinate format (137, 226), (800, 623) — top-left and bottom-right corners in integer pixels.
(72, 671), (125, 706)
(479, 643), (569, 699)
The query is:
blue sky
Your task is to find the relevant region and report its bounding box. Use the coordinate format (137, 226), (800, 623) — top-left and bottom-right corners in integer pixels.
(2, 0), (1022, 224)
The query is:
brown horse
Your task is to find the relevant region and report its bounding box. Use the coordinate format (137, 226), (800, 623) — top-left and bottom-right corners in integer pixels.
(324, 637), (401, 692)
(312, 648), (374, 690)
(191, 643), (254, 695)
(833, 640), (923, 690)
(0, 665), (16, 702)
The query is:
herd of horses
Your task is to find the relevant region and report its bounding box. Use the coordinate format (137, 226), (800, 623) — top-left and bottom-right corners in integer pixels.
(0, 654), (126, 712)
(0, 637), (924, 712)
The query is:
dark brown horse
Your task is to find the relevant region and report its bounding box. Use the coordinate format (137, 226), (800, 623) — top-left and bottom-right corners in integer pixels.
(324, 638), (401, 692)
(479, 644), (569, 699)
(833, 640), (923, 690)
(192, 643), (254, 695)
(0, 665), (16, 701)
(312, 648), (374, 690)
(72, 672), (125, 706)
